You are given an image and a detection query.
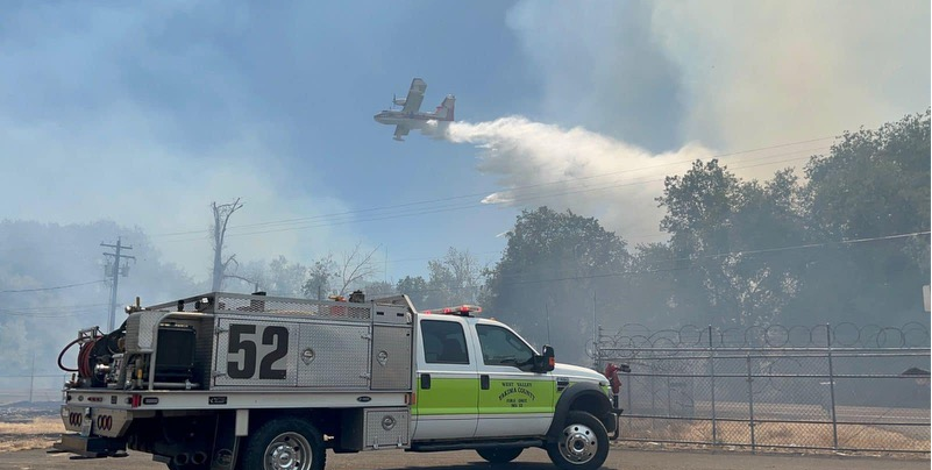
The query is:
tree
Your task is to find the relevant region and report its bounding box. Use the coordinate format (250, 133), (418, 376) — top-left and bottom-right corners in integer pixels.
(302, 243), (381, 299)
(303, 255), (335, 300)
(484, 207), (630, 363)
(627, 242), (679, 330)
(426, 248), (483, 307)
(0, 220), (197, 379)
(334, 242), (381, 297)
(796, 109), (931, 324)
(266, 256), (308, 297)
(805, 109), (930, 241)
(396, 275), (429, 307)
(362, 280), (396, 299)
(231, 256), (308, 296)
(210, 198), (243, 291)
(655, 160), (808, 327)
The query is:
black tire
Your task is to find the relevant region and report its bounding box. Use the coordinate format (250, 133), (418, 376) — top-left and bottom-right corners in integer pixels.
(546, 411), (609, 470)
(240, 418), (326, 470)
(476, 447), (524, 464)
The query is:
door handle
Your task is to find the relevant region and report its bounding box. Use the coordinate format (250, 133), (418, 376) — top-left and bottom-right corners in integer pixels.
(421, 374), (431, 390)
(480, 374), (490, 390)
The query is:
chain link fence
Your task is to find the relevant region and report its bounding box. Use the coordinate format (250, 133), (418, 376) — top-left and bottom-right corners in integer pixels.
(596, 323), (930, 454)
(0, 374), (67, 405)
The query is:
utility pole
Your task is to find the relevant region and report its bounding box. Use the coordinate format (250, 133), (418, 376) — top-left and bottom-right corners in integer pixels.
(102, 237), (135, 331)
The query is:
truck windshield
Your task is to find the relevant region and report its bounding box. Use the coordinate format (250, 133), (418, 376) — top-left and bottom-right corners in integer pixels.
(476, 324), (535, 369)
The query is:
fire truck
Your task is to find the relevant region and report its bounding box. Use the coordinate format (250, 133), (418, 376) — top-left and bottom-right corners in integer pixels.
(54, 291), (624, 470)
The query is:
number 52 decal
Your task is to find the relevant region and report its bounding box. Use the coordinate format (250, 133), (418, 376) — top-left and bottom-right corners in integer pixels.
(227, 324), (290, 380)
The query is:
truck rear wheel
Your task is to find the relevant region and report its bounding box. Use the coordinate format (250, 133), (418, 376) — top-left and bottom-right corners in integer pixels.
(240, 418), (326, 470)
(476, 447), (523, 464)
(546, 411), (609, 470)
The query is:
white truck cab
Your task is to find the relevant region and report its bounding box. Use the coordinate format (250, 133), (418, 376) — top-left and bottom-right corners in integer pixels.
(53, 292), (621, 470)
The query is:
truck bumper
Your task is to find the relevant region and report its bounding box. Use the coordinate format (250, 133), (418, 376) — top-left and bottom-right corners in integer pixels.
(53, 433), (127, 458)
(610, 407), (623, 441)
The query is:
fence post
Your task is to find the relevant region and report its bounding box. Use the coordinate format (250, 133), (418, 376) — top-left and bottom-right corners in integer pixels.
(708, 325), (718, 445)
(826, 323), (839, 451)
(746, 354), (756, 453)
(650, 369), (657, 430)
(625, 368), (632, 429)
(28, 353), (35, 403)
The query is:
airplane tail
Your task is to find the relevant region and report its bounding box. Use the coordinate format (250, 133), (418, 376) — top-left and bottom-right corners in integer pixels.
(434, 95), (455, 121)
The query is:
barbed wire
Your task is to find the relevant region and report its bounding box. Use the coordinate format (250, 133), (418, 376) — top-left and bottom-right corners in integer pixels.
(596, 322), (930, 355)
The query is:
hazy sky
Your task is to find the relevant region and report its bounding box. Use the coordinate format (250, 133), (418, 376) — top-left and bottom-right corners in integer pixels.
(1, 0), (928, 283)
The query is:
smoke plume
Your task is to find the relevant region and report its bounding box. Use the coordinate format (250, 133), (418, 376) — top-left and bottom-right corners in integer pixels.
(431, 117), (717, 244)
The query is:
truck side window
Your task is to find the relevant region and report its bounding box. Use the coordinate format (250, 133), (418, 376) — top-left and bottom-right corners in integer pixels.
(476, 324), (534, 368)
(421, 320), (470, 364)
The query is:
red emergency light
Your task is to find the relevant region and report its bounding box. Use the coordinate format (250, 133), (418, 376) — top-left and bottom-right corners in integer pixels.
(421, 305), (482, 316)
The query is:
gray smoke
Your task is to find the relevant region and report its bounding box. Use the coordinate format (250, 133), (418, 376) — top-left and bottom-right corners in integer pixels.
(433, 117), (714, 243)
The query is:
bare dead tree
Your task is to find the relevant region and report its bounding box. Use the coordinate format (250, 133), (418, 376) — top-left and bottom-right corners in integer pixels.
(210, 198), (244, 291)
(335, 242), (381, 297)
(224, 272), (260, 293)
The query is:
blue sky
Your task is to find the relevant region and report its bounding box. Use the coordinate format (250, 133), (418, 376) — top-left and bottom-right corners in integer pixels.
(1, 0), (928, 283)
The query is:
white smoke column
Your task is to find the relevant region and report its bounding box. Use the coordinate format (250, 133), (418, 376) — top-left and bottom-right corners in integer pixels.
(436, 116), (716, 244)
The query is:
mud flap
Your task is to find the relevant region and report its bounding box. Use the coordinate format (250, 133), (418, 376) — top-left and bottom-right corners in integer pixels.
(611, 392), (623, 441)
(611, 409), (623, 441)
(209, 410), (240, 470)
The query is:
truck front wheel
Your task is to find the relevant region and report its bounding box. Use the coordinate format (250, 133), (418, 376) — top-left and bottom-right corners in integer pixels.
(546, 411), (609, 470)
(240, 418), (326, 470)
(476, 447), (523, 464)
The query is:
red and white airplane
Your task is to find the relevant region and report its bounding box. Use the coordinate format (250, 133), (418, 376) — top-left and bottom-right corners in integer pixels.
(374, 78), (455, 141)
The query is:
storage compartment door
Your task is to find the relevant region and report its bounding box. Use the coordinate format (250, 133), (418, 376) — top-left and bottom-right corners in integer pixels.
(371, 325), (412, 391)
(297, 323), (370, 389)
(214, 319), (297, 387)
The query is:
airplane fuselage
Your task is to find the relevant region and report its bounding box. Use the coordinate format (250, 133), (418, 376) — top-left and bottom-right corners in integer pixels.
(373, 110), (449, 128)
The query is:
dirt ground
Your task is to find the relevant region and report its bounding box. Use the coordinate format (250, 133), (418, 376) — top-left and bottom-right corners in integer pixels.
(0, 403), (927, 470)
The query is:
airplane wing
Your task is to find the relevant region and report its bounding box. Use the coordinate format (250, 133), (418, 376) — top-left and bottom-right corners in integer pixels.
(393, 125), (411, 141)
(400, 78), (427, 114)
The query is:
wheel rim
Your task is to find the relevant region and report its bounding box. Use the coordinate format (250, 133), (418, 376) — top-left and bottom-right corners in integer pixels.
(264, 432), (312, 470)
(558, 422), (598, 465)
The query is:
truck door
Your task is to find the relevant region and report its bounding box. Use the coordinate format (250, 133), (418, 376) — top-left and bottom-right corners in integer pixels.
(412, 317), (479, 440)
(474, 322), (555, 438)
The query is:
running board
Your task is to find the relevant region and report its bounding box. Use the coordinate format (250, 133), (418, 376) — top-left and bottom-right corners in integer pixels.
(410, 439), (544, 452)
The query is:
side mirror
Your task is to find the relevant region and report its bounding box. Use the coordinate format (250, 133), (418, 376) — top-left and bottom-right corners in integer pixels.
(533, 345), (555, 373)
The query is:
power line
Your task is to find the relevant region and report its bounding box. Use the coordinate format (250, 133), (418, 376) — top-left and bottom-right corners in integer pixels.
(0, 302), (109, 312)
(0, 303), (109, 317)
(0, 374), (72, 378)
(495, 231), (932, 287)
(0, 280), (106, 294)
(221, 146), (830, 238)
(151, 138), (834, 240)
(160, 147), (828, 243)
(229, 149), (825, 237)
(377, 230), (931, 296)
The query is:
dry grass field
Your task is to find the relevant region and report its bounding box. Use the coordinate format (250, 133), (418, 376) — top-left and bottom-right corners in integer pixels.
(619, 417), (930, 456)
(0, 416), (63, 453)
